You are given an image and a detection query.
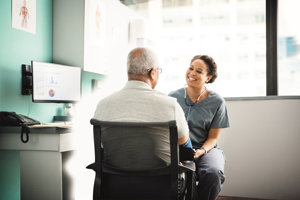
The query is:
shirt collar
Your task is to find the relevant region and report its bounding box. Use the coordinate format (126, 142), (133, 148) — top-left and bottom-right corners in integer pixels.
(124, 80), (152, 90)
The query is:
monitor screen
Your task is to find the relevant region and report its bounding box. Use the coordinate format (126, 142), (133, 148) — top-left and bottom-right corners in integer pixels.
(32, 61), (81, 103)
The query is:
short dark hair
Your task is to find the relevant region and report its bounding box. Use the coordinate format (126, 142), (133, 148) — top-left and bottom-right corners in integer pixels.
(190, 55), (218, 83)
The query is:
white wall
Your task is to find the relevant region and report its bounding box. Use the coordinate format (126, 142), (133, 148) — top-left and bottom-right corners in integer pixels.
(218, 98), (300, 200)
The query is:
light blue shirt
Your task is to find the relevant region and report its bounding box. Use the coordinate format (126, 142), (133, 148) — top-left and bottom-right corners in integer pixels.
(169, 88), (230, 148)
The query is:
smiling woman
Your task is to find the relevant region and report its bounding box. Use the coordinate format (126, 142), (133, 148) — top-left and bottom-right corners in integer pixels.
(169, 54), (230, 199)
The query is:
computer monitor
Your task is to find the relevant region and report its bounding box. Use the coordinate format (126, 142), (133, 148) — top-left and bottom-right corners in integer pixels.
(32, 61), (81, 103)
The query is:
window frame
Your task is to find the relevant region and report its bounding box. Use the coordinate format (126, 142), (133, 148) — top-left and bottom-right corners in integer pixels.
(228, 0), (300, 100)
(266, 0), (278, 96)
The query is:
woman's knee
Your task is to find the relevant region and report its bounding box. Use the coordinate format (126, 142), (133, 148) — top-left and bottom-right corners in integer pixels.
(197, 167), (225, 185)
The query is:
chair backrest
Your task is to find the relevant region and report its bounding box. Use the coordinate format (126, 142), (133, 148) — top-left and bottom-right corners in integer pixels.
(90, 119), (180, 200)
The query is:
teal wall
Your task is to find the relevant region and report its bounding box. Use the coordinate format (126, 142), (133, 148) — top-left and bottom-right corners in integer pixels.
(0, 151), (20, 200)
(0, 0), (104, 123)
(0, 1), (104, 199)
(0, 1), (53, 199)
(0, 0), (58, 123)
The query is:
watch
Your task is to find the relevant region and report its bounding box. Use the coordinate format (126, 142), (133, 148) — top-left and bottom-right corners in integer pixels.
(200, 147), (208, 154)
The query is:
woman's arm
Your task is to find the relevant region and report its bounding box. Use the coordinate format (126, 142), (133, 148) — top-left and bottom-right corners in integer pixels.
(194, 128), (222, 158)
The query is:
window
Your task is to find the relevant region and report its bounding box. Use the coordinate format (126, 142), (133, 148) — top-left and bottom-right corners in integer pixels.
(278, 0), (300, 95)
(124, 0), (300, 97)
(127, 0), (266, 97)
(162, 0), (193, 8)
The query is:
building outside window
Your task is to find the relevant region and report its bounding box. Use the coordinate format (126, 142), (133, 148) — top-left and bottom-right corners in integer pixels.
(278, 0), (300, 96)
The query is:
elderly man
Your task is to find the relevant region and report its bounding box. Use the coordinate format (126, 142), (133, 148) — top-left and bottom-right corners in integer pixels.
(93, 47), (193, 199)
(94, 47), (192, 164)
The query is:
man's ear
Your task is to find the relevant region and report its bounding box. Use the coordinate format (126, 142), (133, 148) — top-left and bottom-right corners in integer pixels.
(149, 69), (156, 80)
(149, 69), (158, 89)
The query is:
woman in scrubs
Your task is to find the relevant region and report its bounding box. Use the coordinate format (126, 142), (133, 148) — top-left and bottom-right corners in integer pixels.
(169, 55), (230, 200)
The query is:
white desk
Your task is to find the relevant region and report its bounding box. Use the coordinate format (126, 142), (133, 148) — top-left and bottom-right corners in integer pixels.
(0, 125), (75, 200)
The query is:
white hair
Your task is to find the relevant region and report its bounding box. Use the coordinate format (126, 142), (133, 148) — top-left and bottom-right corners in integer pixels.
(127, 47), (159, 75)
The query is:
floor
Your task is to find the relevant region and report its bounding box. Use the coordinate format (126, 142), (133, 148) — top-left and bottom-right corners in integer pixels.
(217, 196), (274, 200)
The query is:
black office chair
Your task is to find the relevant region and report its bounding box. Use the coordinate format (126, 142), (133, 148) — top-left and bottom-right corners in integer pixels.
(87, 119), (195, 200)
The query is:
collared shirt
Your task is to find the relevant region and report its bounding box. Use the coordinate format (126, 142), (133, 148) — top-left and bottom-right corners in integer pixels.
(94, 80), (189, 164)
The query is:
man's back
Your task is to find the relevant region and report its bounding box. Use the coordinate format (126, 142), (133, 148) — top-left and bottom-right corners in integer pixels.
(94, 81), (188, 164)
(95, 81), (176, 122)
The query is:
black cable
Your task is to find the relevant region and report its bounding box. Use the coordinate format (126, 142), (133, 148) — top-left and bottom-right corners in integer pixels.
(21, 125), (29, 143)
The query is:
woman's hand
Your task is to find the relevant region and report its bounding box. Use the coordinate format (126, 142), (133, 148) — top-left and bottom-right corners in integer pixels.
(194, 148), (206, 159)
(194, 128), (222, 159)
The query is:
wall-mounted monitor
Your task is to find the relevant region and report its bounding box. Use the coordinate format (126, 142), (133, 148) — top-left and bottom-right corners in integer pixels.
(32, 61), (81, 103)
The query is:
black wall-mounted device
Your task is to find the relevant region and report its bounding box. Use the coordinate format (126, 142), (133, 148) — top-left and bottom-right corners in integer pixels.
(22, 64), (32, 95)
(92, 79), (102, 92)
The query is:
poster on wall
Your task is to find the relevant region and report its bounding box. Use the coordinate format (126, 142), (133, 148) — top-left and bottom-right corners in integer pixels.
(12, 0), (36, 34)
(84, 0), (131, 76)
(85, 0), (107, 45)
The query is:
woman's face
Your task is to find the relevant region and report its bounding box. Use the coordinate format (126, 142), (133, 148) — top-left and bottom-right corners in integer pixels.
(186, 59), (211, 88)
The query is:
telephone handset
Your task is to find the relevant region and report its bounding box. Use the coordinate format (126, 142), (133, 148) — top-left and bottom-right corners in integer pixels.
(0, 111), (40, 143)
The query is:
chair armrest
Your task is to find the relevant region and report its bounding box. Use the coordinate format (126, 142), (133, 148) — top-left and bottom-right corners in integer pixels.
(178, 161), (195, 173)
(86, 163), (95, 170)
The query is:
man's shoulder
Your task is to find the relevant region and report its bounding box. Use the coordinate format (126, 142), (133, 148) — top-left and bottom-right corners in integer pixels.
(152, 90), (177, 103)
(95, 88), (125, 107)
